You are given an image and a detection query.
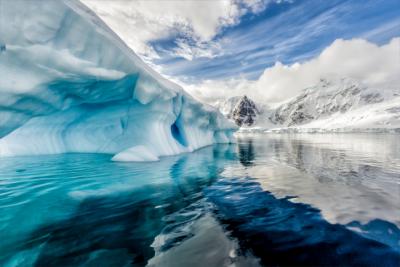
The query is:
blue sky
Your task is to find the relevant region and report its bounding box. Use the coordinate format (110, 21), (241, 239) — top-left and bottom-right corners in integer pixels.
(84, 0), (400, 102)
(147, 0), (400, 82)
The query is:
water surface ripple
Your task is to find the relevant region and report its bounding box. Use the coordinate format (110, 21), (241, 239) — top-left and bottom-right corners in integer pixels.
(0, 133), (399, 266)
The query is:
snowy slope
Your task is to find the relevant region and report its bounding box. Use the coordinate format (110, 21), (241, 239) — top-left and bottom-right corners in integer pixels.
(0, 0), (236, 160)
(214, 78), (400, 132)
(267, 78), (400, 131)
(213, 96), (243, 119)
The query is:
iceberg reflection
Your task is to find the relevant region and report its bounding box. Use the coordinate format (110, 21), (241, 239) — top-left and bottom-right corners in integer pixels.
(1, 134), (399, 266)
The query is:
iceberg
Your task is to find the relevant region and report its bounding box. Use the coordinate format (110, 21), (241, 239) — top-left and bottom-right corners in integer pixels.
(0, 0), (236, 160)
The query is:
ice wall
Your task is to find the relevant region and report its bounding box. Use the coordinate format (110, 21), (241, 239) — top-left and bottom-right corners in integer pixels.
(0, 0), (236, 160)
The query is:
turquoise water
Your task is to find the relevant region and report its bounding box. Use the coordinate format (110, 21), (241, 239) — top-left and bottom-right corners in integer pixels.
(0, 134), (399, 266)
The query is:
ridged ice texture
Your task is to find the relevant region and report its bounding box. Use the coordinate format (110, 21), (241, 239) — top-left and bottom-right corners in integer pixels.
(0, 0), (236, 160)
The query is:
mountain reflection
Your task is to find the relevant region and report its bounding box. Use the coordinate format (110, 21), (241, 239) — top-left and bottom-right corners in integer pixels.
(237, 139), (256, 166)
(206, 176), (400, 266)
(1, 134), (399, 267)
(226, 134), (400, 233)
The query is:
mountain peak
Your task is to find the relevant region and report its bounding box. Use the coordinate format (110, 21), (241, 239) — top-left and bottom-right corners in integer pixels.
(232, 95), (259, 126)
(213, 78), (399, 131)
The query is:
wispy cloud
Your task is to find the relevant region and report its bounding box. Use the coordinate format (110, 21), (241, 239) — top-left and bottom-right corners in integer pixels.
(82, 0), (400, 99)
(151, 0), (400, 82)
(81, 0), (281, 62)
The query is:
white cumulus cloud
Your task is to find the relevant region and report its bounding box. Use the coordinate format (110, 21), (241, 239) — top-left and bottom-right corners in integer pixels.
(183, 37), (400, 104)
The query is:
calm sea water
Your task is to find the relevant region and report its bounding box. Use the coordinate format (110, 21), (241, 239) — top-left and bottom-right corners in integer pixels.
(0, 134), (399, 266)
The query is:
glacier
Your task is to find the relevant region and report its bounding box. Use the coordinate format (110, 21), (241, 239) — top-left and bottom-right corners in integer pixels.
(0, 0), (236, 160)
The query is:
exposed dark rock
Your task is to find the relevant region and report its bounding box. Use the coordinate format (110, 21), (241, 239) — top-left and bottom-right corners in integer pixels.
(232, 95), (259, 126)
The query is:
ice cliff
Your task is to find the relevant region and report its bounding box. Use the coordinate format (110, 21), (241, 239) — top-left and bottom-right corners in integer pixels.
(0, 0), (236, 160)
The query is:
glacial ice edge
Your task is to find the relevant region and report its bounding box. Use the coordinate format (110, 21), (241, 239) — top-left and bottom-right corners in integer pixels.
(0, 0), (236, 161)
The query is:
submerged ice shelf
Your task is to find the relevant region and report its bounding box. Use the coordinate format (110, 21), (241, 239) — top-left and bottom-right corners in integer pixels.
(0, 0), (236, 160)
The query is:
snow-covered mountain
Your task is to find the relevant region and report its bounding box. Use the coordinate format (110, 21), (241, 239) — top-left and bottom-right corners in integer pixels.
(0, 0), (236, 161)
(214, 96), (260, 126)
(231, 96), (260, 126)
(214, 78), (400, 132)
(214, 96), (243, 119)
